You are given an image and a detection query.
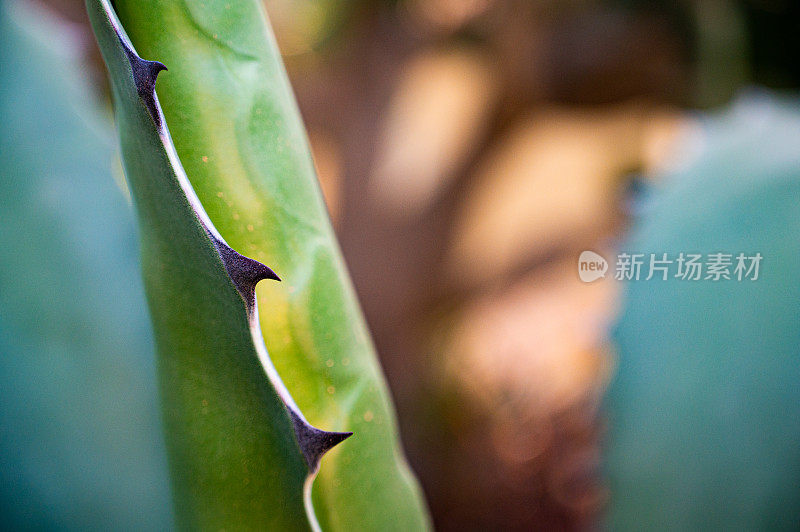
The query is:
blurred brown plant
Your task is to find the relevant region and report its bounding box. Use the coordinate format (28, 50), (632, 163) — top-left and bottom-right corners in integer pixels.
(35, 0), (711, 528)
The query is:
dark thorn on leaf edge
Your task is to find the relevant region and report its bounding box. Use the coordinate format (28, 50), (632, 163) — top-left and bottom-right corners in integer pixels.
(289, 409), (354, 473)
(122, 45), (166, 128)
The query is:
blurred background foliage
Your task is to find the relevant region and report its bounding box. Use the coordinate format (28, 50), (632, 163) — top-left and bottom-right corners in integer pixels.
(607, 93), (800, 530)
(0, 1), (172, 528)
(2, 0), (799, 529)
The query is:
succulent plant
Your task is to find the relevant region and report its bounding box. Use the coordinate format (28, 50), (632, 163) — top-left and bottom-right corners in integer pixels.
(86, 0), (431, 529)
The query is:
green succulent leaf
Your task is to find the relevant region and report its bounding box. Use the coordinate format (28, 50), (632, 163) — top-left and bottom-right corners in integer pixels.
(86, 1), (354, 529)
(88, 0), (430, 529)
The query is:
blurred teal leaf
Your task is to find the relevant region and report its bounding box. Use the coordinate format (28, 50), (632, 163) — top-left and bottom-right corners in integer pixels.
(607, 92), (800, 530)
(0, 2), (172, 529)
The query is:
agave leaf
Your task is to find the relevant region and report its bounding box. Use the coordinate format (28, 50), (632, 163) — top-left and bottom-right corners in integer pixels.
(86, 1), (351, 529)
(110, 0), (431, 529)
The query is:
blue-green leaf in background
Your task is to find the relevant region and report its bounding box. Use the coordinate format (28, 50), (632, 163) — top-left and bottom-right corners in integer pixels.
(606, 92), (800, 530)
(0, 1), (172, 529)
